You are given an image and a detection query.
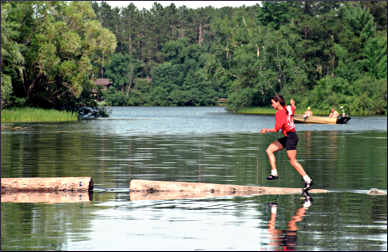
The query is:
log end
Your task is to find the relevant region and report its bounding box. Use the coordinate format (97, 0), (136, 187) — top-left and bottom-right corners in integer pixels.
(1, 177), (94, 193)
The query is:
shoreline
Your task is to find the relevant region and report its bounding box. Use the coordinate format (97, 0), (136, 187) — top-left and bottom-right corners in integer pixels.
(1, 106), (386, 123)
(234, 107), (386, 116)
(1, 107), (78, 123)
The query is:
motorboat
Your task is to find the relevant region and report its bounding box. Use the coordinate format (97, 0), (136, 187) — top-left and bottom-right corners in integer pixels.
(294, 114), (351, 124)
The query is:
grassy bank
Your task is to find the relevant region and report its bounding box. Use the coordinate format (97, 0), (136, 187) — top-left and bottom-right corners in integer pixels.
(236, 107), (331, 116)
(1, 107), (78, 123)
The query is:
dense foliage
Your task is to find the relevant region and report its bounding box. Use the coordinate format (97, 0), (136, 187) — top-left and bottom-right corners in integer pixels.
(1, 1), (116, 111)
(2, 1), (386, 115)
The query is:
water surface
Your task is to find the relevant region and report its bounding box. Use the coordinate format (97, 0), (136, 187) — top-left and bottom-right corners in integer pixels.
(1, 107), (386, 251)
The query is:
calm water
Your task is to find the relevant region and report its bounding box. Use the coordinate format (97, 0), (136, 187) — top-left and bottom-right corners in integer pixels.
(1, 107), (387, 251)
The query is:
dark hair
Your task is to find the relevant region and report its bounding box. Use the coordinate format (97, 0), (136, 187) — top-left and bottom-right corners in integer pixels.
(272, 93), (285, 106)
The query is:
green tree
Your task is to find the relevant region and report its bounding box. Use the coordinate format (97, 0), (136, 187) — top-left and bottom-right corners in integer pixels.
(337, 4), (376, 60)
(150, 38), (217, 106)
(1, 2), (25, 108)
(120, 3), (141, 56)
(360, 34), (387, 79)
(4, 2), (116, 110)
(349, 76), (386, 115)
(105, 53), (141, 96)
(256, 1), (301, 30)
(88, 1), (386, 115)
(360, 0), (387, 31)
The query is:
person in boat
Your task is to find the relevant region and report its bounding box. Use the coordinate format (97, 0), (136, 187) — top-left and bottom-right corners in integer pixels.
(303, 106), (312, 119)
(260, 94), (312, 192)
(285, 99), (296, 126)
(329, 107), (339, 118)
(288, 99), (296, 116)
(340, 106), (346, 117)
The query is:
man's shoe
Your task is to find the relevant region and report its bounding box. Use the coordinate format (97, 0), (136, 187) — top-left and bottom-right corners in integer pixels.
(301, 191), (312, 208)
(268, 202), (278, 214)
(268, 202), (278, 208)
(302, 190), (311, 200)
(266, 175), (279, 180)
(303, 179), (313, 191)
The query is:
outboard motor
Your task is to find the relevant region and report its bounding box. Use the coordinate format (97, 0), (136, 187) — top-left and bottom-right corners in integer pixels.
(336, 115), (351, 124)
(78, 106), (98, 120)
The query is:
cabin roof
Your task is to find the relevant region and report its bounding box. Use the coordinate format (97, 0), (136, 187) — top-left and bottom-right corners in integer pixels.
(94, 78), (112, 86)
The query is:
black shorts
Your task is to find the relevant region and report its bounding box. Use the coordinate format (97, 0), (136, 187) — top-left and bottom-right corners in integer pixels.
(278, 132), (298, 150)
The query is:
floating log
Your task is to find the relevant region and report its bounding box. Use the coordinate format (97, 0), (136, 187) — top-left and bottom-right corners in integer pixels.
(1, 191), (92, 204)
(1, 177), (93, 192)
(130, 190), (279, 201)
(130, 190), (246, 201)
(129, 179), (328, 200)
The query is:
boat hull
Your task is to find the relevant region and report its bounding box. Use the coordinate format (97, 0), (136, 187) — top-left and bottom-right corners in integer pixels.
(294, 115), (351, 124)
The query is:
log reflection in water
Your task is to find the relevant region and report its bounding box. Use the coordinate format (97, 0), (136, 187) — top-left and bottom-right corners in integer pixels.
(1, 191), (92, 203)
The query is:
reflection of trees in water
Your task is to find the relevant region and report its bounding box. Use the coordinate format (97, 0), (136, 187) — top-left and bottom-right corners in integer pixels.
(303, 131), (312, 155)
(327, 131), (338, 159)
(1, 202), (92, 250)
(302, 130), (338, 158)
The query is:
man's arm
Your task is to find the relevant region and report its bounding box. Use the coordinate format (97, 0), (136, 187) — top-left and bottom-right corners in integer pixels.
(261, 113), (282, 134)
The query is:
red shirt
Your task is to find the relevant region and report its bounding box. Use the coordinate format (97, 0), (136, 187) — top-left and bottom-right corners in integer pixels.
(275, 107), (296, 136)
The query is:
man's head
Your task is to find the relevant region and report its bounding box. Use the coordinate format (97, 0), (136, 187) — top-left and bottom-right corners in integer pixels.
(271, 94), (285, 109)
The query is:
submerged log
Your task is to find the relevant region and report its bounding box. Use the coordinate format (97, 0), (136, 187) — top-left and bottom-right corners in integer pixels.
(1, 191), (92, 203)
(129, 179), (328, 200)
(1, 177), (93, 192)
(367, 188), (387, 195)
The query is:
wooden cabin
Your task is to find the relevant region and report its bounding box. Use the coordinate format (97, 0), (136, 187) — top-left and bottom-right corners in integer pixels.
(94, 78), (112, 90)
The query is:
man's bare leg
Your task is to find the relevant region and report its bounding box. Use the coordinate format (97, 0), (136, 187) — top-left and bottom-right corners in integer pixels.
(287, 150), (312, 190)
(266, 141), (283, 178)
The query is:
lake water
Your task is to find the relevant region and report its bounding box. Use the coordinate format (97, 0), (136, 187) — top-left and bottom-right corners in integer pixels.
(1, 106), (387, 251)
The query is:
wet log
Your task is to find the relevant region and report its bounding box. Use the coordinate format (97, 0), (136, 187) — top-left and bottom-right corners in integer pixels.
(1, 191), (92, 203)
(129, 179), (328, 199)
(1, 177), (93, 192)
(130, 190), (275, 201)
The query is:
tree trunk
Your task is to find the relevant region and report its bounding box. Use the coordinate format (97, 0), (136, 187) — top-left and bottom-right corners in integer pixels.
(198, 23), (203, 45)
(100, 54), (104, 78)
(127, 66), (133, 96)
(1, 177), (93, 192)
(256, 45), (260, 58)
(128, 33), (132, 55)
(27, 73), (42, 100)
(129, 179), (328, 195)
(179, 26), (185, 38)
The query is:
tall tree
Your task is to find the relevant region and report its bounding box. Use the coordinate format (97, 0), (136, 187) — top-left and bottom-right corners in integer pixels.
(1, 2), (25, 107)
(120, 3), (140, 56)
(4, 2), (116, 110)
(105, 53), (141, 95)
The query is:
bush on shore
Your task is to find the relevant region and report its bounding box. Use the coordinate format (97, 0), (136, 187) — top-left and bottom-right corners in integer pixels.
(1, 107), (78, 123)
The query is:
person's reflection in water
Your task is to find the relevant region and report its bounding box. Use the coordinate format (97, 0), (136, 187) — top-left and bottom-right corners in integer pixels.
(267, 192), (312, 251)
